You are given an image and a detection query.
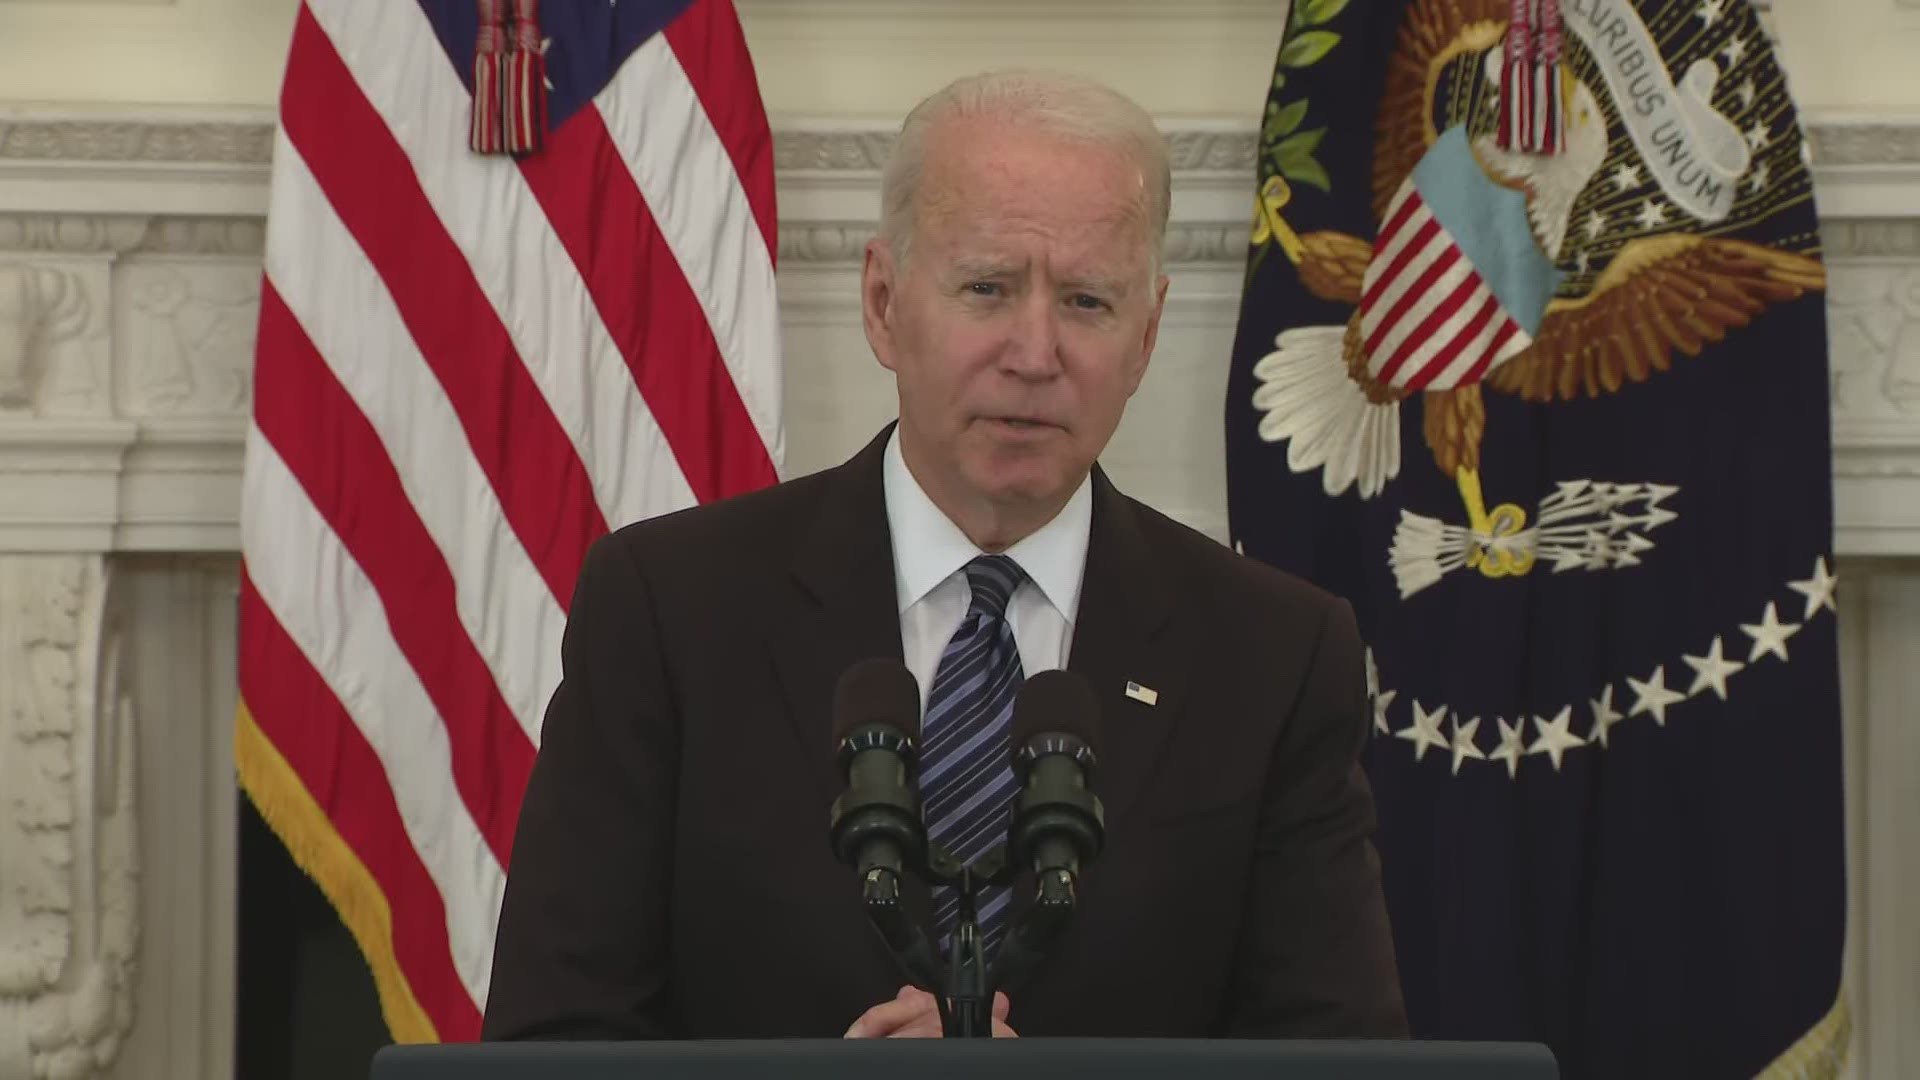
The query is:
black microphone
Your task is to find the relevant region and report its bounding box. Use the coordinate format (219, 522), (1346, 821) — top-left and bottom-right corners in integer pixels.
(827, 659), (927, 889)
(1007, 670), (1105, 886)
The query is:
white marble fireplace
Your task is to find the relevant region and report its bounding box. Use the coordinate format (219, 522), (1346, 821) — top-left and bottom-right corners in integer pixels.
(0, 110), (1916, 1079)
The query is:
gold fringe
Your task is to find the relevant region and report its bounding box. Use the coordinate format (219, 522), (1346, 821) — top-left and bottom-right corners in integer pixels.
(1755, 992), (1852, 1079)
(235, 700), (440, 1044)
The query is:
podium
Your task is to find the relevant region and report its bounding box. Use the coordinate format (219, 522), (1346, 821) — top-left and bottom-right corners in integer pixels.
(369, 1038), (1558, 1079)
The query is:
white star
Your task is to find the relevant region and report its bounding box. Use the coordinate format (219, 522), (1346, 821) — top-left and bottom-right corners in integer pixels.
(1745, 161), (1772, 196)
(1396, 700), (1450, 762)
(1575, 251), (1592, 274)
(1450, 715), (1487, 775)
(1721, 36), (1749, 66)
(1612, 161), (1644, 192)
(1585, 210), (1607, 241)
(1489, 716), (1528, 779)
(1787, 557), (1839, 620)
(1737, 79), (1758, 111)
(1638, 199), (1669, 231)
(1527, 707), (1587, 771)
(1682, 636), (1746, 700)
(1589, 685), (1625, 747)
(1372, 687), (1398, 736)
(1740, 601), (1801, 662)
(1695, 0), (1725, 27)
(1746, 121), (1770, 152)
(1627, 665), (1688, 726)
(1365, 649), (1389, 733)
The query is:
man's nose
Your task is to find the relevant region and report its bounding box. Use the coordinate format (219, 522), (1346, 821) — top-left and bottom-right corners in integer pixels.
(1000, 293), (1064, 378)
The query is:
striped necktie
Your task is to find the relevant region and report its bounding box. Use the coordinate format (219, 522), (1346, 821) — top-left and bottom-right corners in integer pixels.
(920, 554), (1026, 959)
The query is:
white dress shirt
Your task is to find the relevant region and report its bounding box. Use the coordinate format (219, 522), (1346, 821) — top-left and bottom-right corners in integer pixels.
(881, 428), (1092, 717)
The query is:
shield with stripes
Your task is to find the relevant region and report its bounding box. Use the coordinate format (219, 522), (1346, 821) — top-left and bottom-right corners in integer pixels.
(1358, 126), (1561, 393)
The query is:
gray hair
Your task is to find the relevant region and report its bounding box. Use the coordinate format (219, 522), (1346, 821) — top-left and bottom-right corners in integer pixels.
(878, 69), (1173, 279)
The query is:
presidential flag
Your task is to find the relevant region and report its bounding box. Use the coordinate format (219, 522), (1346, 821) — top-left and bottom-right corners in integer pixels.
(1225, 0), (1847, 1075)
(236, 0), (780, 1042)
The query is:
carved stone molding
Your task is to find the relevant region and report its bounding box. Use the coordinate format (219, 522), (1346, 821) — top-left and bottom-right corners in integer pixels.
(772, 131), (895, 173)
(0, 216), (263, 257)
(777, 223), (874, 263)
(0, 261), (110, 417)
(1827, 265), (1920, 423)
(774, 128), (1259, 173)
(1163, 130), (1262, 172)
(1824, 220), (1920, 259)
(1810, 124), (1920, 167)
(130, 219), (265, 257)
(0, 120), (272, 168)
(119, 264), (259, 418)
(777, 220), (1251, 265)
(2, 116), (1906, 175)
(0, 218), (146, 256)
(786, 122), (1916, 174)
(0, 555), (139, 1080)
(1161, 224), (1250, 265)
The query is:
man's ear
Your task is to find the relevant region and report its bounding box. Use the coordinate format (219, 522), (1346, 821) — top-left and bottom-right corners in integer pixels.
(863, 238), (901, 373)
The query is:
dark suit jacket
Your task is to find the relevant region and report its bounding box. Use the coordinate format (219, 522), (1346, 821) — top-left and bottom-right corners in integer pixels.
(480, 426), (1407, 1040)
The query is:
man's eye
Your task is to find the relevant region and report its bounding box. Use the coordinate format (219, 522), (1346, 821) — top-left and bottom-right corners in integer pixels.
(1071, 294), (1110, 311)
(967, 282), (1003, 297)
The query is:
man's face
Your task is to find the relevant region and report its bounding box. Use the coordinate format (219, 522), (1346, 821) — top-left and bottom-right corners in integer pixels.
(862, 116), (1169, 517)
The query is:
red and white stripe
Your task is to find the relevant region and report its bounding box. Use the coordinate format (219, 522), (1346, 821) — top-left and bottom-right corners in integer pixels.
(1359, 186), (1531, 392)
(239, 0), (780, 1041)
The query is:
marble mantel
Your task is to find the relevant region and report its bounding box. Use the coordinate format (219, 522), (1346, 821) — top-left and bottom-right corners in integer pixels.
(0, 109), (1916, 1079)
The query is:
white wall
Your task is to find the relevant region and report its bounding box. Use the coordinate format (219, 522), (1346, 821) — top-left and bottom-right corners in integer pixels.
(0, 0), (1285, 116)
(8, 0), (1920, 118)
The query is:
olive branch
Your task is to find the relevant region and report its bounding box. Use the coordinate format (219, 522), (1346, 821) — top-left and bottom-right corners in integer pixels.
(1260, 0), (1347, 195)
(1248, 0), (1348, 277)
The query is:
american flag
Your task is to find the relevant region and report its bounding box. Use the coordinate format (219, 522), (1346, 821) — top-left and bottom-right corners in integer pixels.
(235, 0), (781, 1043)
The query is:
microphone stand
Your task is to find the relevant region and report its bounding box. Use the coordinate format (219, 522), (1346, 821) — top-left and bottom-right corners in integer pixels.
(855, 865), (944, 992)
(941, 866), (992, 1037)
(860, 844), (1080, 1037)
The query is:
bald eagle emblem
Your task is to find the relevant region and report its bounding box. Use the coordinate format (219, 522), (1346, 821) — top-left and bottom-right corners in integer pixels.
(1247, 0), (1824, 598)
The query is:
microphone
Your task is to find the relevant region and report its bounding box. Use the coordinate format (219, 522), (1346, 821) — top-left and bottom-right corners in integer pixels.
(1007, 670), (1105, 887)
(827, 658), (927, 890)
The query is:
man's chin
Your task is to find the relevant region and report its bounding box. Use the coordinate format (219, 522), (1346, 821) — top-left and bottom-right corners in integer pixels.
(964, 460), (1079, 509)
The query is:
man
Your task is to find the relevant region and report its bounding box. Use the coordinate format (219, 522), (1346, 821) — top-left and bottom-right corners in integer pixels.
(480, 69), (1406, 1041)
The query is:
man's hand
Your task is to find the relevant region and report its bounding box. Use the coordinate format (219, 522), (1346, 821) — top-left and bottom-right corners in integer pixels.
(843, 984), (1016, 1038)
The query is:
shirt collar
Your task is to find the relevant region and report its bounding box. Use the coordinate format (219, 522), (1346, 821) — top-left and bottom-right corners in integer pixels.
(882, 426), (1092, 621)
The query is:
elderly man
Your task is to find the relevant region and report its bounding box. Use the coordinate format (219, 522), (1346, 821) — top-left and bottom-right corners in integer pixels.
(480, 69), (1406, 1041)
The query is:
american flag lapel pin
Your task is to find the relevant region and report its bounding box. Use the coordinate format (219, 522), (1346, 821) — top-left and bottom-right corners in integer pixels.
(1124, 680), (1159, 707)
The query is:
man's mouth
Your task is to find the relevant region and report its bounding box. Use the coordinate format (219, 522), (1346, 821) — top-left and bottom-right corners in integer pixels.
(985, 415), (1057, 430)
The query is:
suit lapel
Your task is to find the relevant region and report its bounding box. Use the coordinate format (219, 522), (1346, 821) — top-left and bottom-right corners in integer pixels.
(998, 467), (1192, 994)
(765, 427), (941, 952)
(1064, 468), (1189, 832)
(768, 426), (904, 811)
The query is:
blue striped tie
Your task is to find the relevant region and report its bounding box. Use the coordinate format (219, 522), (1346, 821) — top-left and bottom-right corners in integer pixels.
(921, 554), (1026, 959)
